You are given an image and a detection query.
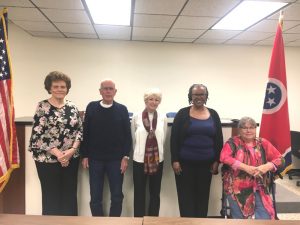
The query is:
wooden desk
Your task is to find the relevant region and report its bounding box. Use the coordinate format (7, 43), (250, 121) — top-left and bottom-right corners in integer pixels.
(0, 214), (142, 225)
(143, 217), (299, 225)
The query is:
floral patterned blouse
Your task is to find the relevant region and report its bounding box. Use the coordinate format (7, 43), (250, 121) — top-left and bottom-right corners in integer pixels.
(28, 100), (83, 163)
(220, 136), (285, 219)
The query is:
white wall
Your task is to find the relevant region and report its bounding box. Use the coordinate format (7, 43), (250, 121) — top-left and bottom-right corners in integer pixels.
(10, 23), (300, 216)
(9, 23), (300, 131)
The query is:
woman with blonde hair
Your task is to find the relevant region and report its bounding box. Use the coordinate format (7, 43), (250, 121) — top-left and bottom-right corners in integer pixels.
(131, 88), (167, 217)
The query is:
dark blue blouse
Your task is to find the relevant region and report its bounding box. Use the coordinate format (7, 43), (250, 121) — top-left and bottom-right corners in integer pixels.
(179, 116), (215, 161)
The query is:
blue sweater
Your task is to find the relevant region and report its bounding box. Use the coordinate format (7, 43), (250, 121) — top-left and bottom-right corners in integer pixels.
(170, 106), (223, 163)
(80, 101), (132, 161)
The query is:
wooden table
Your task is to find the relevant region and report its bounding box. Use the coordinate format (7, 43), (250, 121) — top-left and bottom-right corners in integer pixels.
(0, 214), (142, 225)
(143, 217), (299, 225)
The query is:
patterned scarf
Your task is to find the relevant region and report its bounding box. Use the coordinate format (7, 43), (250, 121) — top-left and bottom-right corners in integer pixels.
(142, 109), (159, 175)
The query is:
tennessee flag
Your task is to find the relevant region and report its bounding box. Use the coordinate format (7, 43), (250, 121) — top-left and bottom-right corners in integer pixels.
(259, 20), (291, 174)
(0, 8), (20, 192)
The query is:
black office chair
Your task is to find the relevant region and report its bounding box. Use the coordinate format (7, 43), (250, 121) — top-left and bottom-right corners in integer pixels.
(287, 131), (300, 186)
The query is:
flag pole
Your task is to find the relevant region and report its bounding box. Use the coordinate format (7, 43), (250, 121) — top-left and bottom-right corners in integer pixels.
(279, 10), (283, 28)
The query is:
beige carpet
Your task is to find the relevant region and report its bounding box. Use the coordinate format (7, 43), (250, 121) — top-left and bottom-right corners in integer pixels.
(276, 175), (300, 220)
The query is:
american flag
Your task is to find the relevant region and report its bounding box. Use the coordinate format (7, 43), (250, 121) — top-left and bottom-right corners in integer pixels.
(0, 8), (19, 192)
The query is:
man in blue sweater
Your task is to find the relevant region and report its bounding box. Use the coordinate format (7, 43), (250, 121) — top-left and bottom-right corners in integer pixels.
(80, 79), (131, 216)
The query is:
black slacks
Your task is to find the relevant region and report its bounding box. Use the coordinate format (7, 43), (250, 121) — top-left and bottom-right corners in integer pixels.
(35, 157), (79, 216)
(133, 161), (163, 217)
(175, 161), (212, 218)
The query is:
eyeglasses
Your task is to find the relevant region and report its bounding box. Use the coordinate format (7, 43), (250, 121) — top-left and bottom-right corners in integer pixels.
(100, 87), (115, 91)
(240, 127), (256, 130)
(192, 93), (207, 97)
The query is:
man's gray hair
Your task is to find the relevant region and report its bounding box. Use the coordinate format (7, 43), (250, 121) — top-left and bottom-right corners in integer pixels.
(100, 78), (115, 89)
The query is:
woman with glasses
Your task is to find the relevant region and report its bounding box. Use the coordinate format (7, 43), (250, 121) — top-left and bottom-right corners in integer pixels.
(170, 84), (223, 217)
(220, 116), (284, 219)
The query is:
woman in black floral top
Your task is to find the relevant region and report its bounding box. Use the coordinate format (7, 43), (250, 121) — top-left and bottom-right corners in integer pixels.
(28, 71), (83, 216)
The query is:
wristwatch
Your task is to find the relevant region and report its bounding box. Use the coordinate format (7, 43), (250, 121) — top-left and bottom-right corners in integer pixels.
(123, 156), (130, 160)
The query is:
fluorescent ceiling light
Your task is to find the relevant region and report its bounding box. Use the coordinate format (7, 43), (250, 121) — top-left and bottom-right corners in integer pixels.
(212, 1), (288, 30)
(85, 0), (131, 26)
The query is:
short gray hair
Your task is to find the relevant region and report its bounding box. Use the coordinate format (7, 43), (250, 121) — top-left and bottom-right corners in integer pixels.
(100, 78), (115, 89)
(144, 88), (162, 102)
(238, 116), (257, 128)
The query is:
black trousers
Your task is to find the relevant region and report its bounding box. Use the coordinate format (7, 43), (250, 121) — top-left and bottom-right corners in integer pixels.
(175, 161), (212, 218)
(133, 161), (163, 217)
(35, 157), (79, 216)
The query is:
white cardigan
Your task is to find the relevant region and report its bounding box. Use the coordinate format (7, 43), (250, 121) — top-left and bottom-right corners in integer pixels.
(131, 111), (167, 163)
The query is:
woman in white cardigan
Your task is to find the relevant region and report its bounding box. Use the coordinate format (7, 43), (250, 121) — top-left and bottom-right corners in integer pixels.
(131, 88), (167, 217)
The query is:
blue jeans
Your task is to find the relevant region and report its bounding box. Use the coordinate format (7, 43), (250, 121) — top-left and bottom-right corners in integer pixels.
(227, 192), (271, 219)
(88, 159), (124, 216)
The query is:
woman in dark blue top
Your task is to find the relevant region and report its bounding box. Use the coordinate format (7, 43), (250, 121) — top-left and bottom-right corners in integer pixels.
(170, 84), (223, 218)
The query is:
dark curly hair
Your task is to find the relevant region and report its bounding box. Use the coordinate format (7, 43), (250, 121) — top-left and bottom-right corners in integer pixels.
(44, 71), (71, 94)
(188, 84), (209, 104)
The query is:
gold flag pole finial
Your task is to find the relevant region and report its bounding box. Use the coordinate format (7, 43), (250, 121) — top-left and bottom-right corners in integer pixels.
(279, 10), (284, 28)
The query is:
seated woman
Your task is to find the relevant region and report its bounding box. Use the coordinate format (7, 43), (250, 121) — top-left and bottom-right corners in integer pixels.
(220, 116), (285, 219)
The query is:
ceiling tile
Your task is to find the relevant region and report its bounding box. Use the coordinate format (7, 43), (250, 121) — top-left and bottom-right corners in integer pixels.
(268, 3), (300, 20)
(167, 28), (205, 38)
(182, 0), (240, 17)
(95, 25), (131, 37)
(41, 9), (90, 23)
(0, 0), (34, 7)
(200, 30), (241, 40)
(28, 30), (64, 38)
(64, 33), (97, 39)
(31, 0), (84, 9)
(13, 20), (57, 32)
(55, 23), (95, 33)
(195, 38), (226, 44)
(133, 14), (176, 28)
(225, 39), (258, 45)
(173, 16), (219, 29)
(262, 35), (293, 45)
(132, 36), (163, 42)
(100, 34), (130, 41)
(255, 39), (274, 46)
(133, 27), (168, 37)
(164, 37), (194, 43)
(286, 39), (300, 46)
(233, 31), (273, 41)
(95, 25), (131, 40)
(285, 24), (300, 33)
(135, 0), (186, 15)
(249, 19), (300, 32)
(283, 33), (300, 42)
(5, 7), (48, 21)
(2, 0), (300, 45)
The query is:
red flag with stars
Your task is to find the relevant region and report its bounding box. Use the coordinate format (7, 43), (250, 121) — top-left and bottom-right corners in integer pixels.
(259, 22), (291, 174)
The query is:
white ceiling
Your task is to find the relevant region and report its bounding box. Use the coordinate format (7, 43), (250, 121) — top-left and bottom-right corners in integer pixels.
(1, 0), (300, 46)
